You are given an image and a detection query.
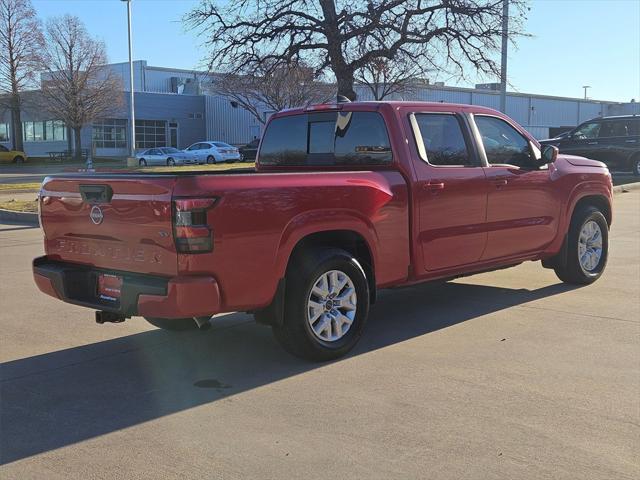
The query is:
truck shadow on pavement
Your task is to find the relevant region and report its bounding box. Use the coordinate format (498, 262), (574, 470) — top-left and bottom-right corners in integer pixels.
(0, 279), (577, 465)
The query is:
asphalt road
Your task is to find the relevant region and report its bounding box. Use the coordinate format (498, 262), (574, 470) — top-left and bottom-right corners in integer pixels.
(0, 192), (638, 480)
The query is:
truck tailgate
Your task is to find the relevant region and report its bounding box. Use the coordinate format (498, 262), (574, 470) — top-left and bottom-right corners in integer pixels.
(40, 175), (178, 277)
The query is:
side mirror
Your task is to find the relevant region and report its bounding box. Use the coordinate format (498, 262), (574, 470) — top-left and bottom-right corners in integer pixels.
(541, 144), (558, 165)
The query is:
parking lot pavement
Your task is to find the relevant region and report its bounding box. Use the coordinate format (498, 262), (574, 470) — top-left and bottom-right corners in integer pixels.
(0, 192), (638, 480)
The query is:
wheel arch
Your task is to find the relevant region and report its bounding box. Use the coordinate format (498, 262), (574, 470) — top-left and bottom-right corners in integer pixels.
(287, 229), (377, 304)
(572, 194), (612, 227)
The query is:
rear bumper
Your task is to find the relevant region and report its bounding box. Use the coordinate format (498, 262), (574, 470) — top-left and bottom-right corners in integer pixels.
(32, 256), (221, 319)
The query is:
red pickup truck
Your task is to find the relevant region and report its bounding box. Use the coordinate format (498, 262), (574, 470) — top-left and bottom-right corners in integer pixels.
(34, 101), (613, 360)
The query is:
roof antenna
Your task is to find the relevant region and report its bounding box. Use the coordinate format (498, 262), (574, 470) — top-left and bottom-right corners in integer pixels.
(337, 95), (351, 103)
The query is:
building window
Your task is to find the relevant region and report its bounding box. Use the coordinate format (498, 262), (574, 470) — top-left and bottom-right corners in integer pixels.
(22, 120), (66, 142)
(135, 119), (166, 149)
(93, 119), (127, 149)
(45, 121), (67, 141)
(0, 123), (9, 142)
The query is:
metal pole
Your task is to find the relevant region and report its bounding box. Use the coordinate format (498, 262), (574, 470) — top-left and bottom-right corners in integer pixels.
(125, 0), (135, 158)
(582, 85), (591, 100)
(499, 0), (509, 113)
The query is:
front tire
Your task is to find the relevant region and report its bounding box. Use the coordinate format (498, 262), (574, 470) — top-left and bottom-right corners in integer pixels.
(206, 155), (215, 164)
(554, 206), (608, 284)
(138, 158), (147, 166)
(145, 317), (197, 331)
(13, 156), (24, 164)
(167, 157), (176, 166)
(272, 248), (370, 361)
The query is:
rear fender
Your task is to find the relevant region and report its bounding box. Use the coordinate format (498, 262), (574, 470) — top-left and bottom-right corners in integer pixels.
(274, 209), (379, 281)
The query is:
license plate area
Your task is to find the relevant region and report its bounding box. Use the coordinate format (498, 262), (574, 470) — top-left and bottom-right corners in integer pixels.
(97, 273), (123, 302)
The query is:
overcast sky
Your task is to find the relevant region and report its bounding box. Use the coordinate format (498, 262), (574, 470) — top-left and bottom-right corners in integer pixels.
(31, 0), (640, 102)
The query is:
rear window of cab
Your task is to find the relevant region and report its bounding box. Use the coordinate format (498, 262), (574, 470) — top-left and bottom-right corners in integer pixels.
(259, 111), (392, 166)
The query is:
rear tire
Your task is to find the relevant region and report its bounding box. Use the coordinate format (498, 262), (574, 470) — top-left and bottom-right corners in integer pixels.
(272, 248), (370, 361)
(553, 206), (608, 284)
(145, 317), (197, 331)
(138, 158), (147, 166)
(13, 156), (24, 164)
(206, 155), (214, 164)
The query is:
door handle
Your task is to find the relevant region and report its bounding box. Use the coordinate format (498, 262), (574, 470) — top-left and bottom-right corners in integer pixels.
(587, 141), (598, 145)
(492, 179), (508, 187)
(423, 181), (445, 191)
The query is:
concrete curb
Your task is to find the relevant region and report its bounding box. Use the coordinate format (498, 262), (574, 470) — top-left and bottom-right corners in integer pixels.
(613, 182), (640, 194)
(0, 208), (38, 226)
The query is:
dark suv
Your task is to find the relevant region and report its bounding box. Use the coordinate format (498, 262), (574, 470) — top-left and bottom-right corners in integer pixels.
(540, 115), (640, 175)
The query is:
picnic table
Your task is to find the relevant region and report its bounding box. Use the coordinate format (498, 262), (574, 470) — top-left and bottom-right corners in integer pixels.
(46, 149), (89, 163)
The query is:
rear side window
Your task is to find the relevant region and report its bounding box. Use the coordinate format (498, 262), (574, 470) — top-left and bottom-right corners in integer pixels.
(599, 120), (629, 137)
(628, 119), (640, 136)
(259, 111), (392, 166)
(413, 114), (472, 166)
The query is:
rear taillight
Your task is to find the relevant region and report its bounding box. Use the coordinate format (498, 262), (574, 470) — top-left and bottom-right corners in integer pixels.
(173, 198), (217, 253)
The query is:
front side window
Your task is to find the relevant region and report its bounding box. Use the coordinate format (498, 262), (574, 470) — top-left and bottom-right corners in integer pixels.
(475, 116), (534, 168)
(259, 111), (392, 166)
(573, 122), (601, 139)
(413, 114), (472, 166)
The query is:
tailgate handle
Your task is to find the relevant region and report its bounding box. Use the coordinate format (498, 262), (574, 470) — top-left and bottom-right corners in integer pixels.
(79, 184), (113, 204)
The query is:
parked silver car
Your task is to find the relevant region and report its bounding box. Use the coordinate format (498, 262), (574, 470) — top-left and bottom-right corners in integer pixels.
(136, 147), (195, 166)
(184, 141), (241, 164)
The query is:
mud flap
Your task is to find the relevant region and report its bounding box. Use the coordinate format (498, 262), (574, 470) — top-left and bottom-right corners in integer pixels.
(254, 278), (286, 327)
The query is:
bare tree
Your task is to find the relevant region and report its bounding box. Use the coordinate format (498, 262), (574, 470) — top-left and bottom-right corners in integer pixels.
(38, 15), (122, 160)
(186, 0), (527, 100)
(0, 0), (44, 152)
(211, 62), (334, 124)
(355, 53), (425, 100)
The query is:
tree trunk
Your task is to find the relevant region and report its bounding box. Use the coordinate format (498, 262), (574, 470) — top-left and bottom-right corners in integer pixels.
(319, 0), (357, 101)
(73, 126), (82, 162)
(10, 95), (24, 152)
(336, 72), (357, 101)
(66, 126), (73, 153)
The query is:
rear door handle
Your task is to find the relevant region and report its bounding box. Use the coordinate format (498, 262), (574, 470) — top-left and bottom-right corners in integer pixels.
(492, 179), (508, 187)
(423, 181), (445, 191)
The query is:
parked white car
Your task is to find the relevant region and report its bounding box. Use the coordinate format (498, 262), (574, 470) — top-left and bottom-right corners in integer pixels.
(184, 141), (241, 164)
(136, 147), (195, 166)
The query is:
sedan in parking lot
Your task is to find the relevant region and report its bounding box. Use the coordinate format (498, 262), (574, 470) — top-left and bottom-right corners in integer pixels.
(136, 147), (195, 166)
(184, 141), (241, 164)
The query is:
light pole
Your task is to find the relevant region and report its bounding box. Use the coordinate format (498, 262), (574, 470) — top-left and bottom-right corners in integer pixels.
(499, 0), (509, 113)
(582, 85), (591, 100)
(121, 0), (136, 161)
